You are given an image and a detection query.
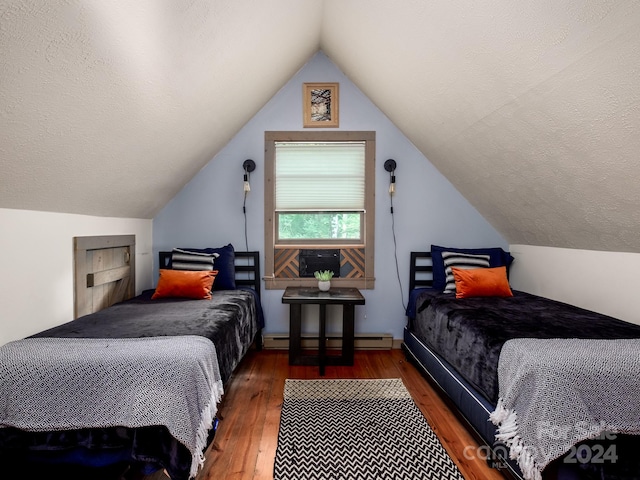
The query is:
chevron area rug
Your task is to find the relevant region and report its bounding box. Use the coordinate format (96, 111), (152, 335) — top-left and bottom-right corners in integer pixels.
(274, 378), (465, 480)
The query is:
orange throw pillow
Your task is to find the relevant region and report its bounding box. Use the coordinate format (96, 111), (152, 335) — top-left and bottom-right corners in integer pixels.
(151, 269), (218, 300)
(451, 266), (513, 299)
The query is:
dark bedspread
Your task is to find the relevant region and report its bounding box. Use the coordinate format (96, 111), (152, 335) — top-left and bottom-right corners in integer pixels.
(412, 289), (640, 404)
(31, 288), (259, 385)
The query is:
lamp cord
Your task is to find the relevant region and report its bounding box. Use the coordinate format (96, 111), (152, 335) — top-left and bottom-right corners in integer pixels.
(390, 183), (406, 312)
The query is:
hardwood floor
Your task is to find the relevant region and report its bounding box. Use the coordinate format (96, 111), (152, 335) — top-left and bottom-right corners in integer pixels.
(143, 348), (507, 480)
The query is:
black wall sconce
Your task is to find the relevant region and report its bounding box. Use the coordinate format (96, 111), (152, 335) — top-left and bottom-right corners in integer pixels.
(384, 159), (397, 195)
(243, 159), (256, 193)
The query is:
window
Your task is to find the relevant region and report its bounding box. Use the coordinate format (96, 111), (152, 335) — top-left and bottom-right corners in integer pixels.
(275, 141), (364, 243)
(264, 131), (375, 289)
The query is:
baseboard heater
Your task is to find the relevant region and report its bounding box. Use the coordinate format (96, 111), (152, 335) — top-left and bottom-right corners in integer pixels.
(263, 333), (394, 350)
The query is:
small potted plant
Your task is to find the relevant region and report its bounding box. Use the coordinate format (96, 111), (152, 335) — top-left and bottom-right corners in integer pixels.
(314, 270), (334, 291)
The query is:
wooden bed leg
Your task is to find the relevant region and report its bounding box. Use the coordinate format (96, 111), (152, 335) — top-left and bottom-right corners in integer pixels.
(255, 329), (263, 351)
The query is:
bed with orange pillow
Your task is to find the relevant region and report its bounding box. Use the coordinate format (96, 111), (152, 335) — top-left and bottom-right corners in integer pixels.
(0, 248), (262, 480)
(403, 250), (640, 480)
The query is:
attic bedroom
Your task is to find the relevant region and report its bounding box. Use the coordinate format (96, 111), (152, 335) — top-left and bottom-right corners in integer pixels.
(1, 1), (640, 480)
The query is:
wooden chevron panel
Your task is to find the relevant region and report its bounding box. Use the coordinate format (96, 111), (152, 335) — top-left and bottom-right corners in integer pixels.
(274, 248), (299, 278)
(340, 248), (365, 278)
(274, 248), (365, 278)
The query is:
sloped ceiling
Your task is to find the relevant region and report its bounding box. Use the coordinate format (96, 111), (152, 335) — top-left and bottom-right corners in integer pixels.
(0, 1), (322, 219)
(2, 1), (640, 253)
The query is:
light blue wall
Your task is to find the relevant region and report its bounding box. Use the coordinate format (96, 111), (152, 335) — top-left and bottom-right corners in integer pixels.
(153, 51), (508, 340)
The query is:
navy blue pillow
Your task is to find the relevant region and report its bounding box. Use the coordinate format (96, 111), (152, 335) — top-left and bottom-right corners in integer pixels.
(179, 244), (236, 290)
(430, 244), (514, 291)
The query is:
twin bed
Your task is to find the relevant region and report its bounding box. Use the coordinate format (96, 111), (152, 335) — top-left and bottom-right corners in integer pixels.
(0, 236), (263, 480)
(403, 246), (640, 480)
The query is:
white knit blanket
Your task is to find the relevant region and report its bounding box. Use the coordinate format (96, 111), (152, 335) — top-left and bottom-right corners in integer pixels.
(0, 336), (224, 478)
(489, 338), (640, 480)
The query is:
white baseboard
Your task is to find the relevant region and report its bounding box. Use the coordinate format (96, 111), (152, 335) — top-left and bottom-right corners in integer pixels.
(263, 333), (396, 350)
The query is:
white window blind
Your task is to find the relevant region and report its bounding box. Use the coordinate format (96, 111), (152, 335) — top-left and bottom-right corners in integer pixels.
(275, 141), (365, 211)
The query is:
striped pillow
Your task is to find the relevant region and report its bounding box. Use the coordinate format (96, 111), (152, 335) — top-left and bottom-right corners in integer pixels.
(171, 248), (219, 271)
(442, 251), (490, 293)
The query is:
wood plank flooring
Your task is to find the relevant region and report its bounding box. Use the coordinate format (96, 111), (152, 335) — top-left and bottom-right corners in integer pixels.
(144, 348), (507, 480)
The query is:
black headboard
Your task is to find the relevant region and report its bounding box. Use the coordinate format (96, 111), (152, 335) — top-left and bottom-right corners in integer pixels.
(159, 251), (261, 300)
(409, 251), (433, 291)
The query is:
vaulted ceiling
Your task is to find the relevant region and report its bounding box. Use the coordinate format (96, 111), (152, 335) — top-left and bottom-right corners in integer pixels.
(2, 1), (640, 252)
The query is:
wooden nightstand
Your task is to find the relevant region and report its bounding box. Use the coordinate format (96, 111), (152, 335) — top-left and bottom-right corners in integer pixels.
(281, 286), (365, 375)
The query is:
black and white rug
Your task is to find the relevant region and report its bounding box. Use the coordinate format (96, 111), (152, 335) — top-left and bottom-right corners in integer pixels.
(274, 378), (465, 480)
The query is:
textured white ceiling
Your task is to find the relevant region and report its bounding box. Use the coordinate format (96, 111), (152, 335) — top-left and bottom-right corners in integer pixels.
(321, 0), (640, 252)
(0, 0), (322, 218)
(2, 0), (640, 252)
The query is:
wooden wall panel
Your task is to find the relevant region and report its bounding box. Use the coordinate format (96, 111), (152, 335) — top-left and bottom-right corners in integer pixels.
(274, 249), (299, 278)
(74, 235), (135, 318)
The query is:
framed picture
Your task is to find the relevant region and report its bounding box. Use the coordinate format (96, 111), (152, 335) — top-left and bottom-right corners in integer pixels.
(303, 83), (339, 128)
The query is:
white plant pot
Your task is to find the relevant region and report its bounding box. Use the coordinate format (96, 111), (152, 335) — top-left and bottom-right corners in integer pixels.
(318, 280), (331, 292)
